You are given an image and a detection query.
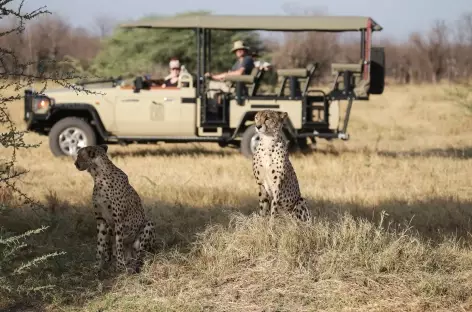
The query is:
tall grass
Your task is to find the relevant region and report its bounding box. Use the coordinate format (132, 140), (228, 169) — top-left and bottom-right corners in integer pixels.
(1, 83), (472, 311)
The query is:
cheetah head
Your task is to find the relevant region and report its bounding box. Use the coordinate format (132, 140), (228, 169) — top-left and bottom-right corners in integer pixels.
(254, 110), (288, 136)
(74, 144), (109, 171)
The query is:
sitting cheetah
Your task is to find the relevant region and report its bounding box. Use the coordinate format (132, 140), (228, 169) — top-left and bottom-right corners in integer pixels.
(74, 144), (155, 273)
(252, 110), (311, 222)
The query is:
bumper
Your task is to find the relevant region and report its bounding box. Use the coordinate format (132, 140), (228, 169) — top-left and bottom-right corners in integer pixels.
(25, 113), (50, 131)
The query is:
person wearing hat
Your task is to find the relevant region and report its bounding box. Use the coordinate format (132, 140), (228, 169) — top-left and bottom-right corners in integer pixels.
(206, 40), (255, 80)
(162, 57), (181, 87)
(205, 40), (255, 105)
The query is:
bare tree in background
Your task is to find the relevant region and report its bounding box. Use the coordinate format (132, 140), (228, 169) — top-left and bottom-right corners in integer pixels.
(0, 0), (95, 208)
(272, 4), (340, 79)
(452, 12), (472, 80)
(444, 13), (472, 112)
(0, 14), (101, 77)
(94, 14), (116, 38)
(410, 20), (450, 83)
(0, 0), (100, 299)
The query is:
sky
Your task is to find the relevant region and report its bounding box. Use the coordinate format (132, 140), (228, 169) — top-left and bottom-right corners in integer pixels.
(19, 0), (471, 41)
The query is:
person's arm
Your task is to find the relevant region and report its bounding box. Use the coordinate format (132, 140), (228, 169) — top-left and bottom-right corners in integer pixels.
(206, 56), (253, 80)
(205, 71), (223, 80)
(210, 72), (227, 80)
(218, 57), (254, 79)
(224, 67), (245, 77)
(206, 69), (242, 81)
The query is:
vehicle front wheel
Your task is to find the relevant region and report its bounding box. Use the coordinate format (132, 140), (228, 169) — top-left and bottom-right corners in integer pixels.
(49, 117), (96, 157)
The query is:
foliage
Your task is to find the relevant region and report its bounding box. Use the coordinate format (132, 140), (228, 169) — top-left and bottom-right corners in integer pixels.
(0, 224), (66, 299)
(89, 11), (266, 78)
(0, 0), (97, 208)
(0, 0), (94, 303)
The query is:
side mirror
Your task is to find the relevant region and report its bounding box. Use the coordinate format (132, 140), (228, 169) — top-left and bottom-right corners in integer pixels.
(134, 76), (143, 93)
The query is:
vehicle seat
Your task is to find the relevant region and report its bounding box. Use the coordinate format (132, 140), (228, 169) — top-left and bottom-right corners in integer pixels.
(223, 66), (265, 97)
(276, 67), (308, 97)
(330, 60), (369, 98)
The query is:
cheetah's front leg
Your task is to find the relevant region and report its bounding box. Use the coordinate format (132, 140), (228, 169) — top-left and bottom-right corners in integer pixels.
(253, 160), (271, 217)
(268, 171), (284, 226)
(95, 217), (112, 269)
(113, 222), (127, 271)
(269, 196), (281, 227)
(258, 185), (271, 217)
(107, 226), (117, 264)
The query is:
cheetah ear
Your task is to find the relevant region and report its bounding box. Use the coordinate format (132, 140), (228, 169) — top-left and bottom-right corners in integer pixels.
(278, 111), (288, 121)
(99, 144), (108, 153)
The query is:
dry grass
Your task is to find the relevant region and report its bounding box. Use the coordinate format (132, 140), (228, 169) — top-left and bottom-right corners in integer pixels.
(1, 82), (472, 311)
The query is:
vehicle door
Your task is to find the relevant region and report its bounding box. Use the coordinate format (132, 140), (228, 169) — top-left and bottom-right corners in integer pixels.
(114, 89), (157, 136)
(148, 88), (196, 136)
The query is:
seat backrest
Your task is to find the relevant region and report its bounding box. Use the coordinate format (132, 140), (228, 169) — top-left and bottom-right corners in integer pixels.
(249, 67), (266, 96)
(224, 66), (265, 96)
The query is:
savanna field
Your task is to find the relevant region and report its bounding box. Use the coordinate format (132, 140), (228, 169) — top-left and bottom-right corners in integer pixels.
(1, 83), (472, 311)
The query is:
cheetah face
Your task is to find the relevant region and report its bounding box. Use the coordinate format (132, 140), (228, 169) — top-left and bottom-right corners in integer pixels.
(74, 144), (108, 171)
(254, 110), (288, 136)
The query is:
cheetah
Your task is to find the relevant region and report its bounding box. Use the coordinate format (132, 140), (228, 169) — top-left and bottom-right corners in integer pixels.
(74, 144), (156, 273)
(252, 110), (311, 223)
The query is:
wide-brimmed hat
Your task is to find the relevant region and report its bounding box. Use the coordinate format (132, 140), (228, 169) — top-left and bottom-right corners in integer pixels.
(231, 40), (249, 52)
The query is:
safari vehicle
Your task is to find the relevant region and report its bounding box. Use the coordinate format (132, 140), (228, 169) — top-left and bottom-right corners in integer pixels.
(23, 15), (385, 158)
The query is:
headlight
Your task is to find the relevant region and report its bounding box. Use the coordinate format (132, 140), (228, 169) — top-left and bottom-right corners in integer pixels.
(33, 96), (52, 111)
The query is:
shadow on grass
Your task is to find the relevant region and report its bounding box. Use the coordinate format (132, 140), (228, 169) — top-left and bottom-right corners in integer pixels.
(123, 142), (472, 160)
(1, 188), (472, 310)
(0, 188), (256, 311)
(375, 146), (472, 160)
(108, 144), (239, 159)
(107, 142), (472, 160)
(106, 142), (325, 159)
(309, 196), (472, 241)
(313, 145), (472, 160)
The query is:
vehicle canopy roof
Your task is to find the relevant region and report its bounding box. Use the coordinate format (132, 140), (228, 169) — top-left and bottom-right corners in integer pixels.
(120, 15), (382, 32)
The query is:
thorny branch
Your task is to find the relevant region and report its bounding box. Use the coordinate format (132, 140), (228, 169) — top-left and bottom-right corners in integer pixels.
(0, 0), (98, 210)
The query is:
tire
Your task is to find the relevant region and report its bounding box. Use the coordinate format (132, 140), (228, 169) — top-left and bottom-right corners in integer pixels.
(369, 46), (385, 95)
(240, 125), (306, 158)
(240, 125), (258, 159)
(294, 137), (310, 152)
(49, 117), (96, 157)
(285, 137), (311, 154)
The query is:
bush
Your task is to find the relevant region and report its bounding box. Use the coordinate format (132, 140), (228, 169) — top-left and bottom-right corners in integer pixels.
(0, 223), (66, 298)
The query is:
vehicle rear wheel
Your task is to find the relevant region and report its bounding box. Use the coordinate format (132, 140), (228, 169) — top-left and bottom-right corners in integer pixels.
(293, 137), (310, 153)
(49, 117), (96, 157)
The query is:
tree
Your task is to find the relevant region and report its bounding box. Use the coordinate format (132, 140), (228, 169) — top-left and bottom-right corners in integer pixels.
(410, 20), (450, 83)
(452, 12), (472, 80)
(0, 0), (94, 300)
(89, 11), (265, 78)
(270, 5), (341, 78)
(94, 14), (117, 39)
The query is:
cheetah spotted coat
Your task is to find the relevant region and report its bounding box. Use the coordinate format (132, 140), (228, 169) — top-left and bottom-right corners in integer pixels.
(252, 110), (311, 222)
(74, 145), (155, 273)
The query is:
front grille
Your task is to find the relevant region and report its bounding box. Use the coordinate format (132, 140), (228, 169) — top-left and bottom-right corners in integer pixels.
(24, 89), (33, 121)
